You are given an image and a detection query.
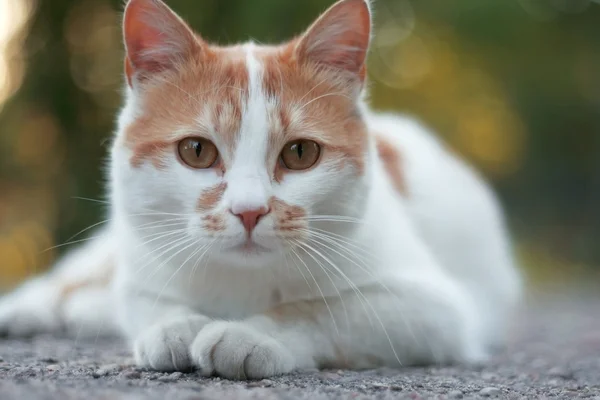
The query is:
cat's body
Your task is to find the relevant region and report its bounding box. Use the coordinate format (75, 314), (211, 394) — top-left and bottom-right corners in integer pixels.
(0, 0), (522, 379)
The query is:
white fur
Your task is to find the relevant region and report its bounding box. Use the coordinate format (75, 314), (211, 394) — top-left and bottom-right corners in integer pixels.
(0, 0), (522, 380)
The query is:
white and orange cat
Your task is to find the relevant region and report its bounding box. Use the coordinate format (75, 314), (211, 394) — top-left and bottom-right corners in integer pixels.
(0, 0), (522, 379)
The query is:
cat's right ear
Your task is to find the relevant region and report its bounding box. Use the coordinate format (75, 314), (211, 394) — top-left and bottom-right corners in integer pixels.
(123, 0), (202, 87)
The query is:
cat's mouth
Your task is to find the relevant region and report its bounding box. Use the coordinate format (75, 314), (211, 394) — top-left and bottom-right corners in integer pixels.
(228, 239), (271, 256)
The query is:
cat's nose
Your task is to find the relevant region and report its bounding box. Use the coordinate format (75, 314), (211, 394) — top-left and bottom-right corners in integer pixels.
(232, 207), (270, 234)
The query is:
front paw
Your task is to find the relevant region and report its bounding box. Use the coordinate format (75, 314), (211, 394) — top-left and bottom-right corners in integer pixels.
(134, 315), (210, 372)
(190, 321), (295, 380)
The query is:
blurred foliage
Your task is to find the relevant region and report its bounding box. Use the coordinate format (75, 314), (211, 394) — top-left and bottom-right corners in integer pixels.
(0, 0), (599, 289)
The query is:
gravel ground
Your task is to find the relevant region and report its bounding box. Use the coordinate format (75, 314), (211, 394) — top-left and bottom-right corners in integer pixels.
(1, 289), (599, 399)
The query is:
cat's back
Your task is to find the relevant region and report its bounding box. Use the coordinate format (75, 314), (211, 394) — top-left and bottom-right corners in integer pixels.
(367, 110), (522, 344)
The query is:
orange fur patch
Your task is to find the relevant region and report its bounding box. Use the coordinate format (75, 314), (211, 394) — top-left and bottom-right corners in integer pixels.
(125, 46), (249, 168)
(375, 135), (408, 196)
(58, 263), (114, 302)
(202, 213), (226, 232)
(259, 45), (369, 177)
(197, 182), (227, 212)
(269, 197), (307, 234)
(130, 141), (171, 169)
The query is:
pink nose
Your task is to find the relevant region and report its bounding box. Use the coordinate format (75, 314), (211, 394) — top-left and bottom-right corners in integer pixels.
(233, 207), (270, 234)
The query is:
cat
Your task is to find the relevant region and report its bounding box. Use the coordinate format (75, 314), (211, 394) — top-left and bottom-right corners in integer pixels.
(0, 0), (522, 380)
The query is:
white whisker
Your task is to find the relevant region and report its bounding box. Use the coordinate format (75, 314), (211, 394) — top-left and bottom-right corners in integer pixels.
(287, 241), (340, 336)
(298, 239), (403, 367)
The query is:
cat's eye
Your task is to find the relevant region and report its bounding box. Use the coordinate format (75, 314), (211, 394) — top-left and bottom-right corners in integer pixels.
(280, 140), (321, 171)
(177, 138), (219, 169)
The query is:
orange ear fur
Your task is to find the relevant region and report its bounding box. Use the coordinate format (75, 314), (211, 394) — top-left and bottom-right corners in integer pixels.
(123, 0), (201, 86)
(296, 0), (371, 79)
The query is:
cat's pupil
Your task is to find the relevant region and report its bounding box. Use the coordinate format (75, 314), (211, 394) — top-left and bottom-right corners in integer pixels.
(296, 143), (304, 159)
(194, 142), (202, 158)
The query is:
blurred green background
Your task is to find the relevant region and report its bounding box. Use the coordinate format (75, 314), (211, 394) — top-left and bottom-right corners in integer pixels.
(0, 0), (599, 290)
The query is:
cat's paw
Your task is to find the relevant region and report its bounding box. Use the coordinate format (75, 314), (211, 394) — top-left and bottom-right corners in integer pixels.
(134, 315), (211, 372)
(0, 279), (62, 337)
(190, 321), (295, 380)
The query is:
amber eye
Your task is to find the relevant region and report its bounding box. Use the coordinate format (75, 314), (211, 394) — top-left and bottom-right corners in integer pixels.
(280, 140), (321, 171)
(177, 138), (219, 169)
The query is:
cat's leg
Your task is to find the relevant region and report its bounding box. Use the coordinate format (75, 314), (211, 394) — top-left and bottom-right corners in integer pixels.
(0, 276), (65, 336)
(0, 228), (117, 337)
(189, 275), (487, 380)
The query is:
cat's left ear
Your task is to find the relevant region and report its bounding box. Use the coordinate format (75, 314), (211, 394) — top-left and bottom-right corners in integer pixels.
(295, 0), (372, 82)
(123, 0), (203, 87)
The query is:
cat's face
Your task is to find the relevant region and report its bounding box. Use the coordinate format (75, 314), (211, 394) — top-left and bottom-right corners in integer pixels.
(112, 0), (373, 268)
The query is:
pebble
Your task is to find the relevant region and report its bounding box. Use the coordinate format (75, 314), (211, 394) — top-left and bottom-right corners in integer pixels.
(390, 385), (403, 391)
(260, 379), (274, 387)
(480, 387), (501, 397)
(120, 370), (142, 380)
(169, 372), (184, 380)
(246, 379), (274, 388)
(370, 382), (389, 390)
(157, 373), (182, 383)
(481, 372), (497, 381)
(448, 390), (464, 399)
(547, 379), (560, 387)
(93, 370), (108, 378)
(321, 372), (340, 379)
(93, 364), (120, 378)
(548, 367), (573, 379)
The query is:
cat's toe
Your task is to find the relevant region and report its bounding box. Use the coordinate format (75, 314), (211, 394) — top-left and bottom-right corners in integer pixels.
(190, 321), (295, 380)
(133, 315), (210, 372)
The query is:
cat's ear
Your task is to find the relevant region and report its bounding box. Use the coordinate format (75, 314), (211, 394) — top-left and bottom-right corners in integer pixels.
(295, 0), (371, 81)
(123, 0), (202, 87)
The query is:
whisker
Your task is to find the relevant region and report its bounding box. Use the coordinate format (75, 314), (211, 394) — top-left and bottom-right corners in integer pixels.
(287, 241), (340, 336)
(133, 234), (190, 276)
(134, 237), (198, 297)
(152, 239), (207, 311)
(298, 239), (403, 367)
(133, 229), (189, 251)
(62, 219), (111, 244)
(71, 196), (110, 205)
(42, 236), (102, 252)
(297, 77), (331, 104)
(189, 238), (219, 287)
(303, 228), (383, 263)
(299, 92), (352, 111)
(296, 240), (370, 329)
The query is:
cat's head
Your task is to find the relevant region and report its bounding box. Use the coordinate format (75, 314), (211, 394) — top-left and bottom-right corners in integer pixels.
(112, 0), (374, 268)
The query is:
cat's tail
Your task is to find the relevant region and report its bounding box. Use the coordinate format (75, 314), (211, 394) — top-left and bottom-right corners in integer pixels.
(0, 227), (119, 338)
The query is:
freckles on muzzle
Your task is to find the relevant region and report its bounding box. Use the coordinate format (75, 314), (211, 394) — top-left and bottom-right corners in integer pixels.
(269, 197), (307, 236)
(195, 181), (308, 239)
(196, 182), (228, 233)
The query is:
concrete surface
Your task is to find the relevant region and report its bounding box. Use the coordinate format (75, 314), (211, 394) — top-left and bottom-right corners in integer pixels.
(1, 290), (599, 399)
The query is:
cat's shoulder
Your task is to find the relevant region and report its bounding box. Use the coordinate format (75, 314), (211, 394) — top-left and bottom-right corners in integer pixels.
(364, 109), (449, 160)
